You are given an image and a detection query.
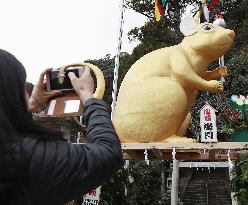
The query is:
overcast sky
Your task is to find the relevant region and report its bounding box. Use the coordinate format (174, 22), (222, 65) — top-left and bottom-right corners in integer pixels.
(0, 0), (147, 83)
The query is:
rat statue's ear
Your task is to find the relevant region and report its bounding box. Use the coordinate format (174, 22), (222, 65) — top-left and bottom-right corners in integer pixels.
(180, 16), (199, 36)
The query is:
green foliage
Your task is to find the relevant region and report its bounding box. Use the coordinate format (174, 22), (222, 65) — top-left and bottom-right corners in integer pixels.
(232, 156), (248, 205)
(125, 0), (194, 24)
(98, 161), (168, 205)
(99, 168), (129, 205)
(225, 45), (248, 95)
(73, 161), (167, 205)
(126, 0), (189, 47)
(128, 20), (183, 45)
(125, 161), (166, 205)
(125, 0), (155, 19)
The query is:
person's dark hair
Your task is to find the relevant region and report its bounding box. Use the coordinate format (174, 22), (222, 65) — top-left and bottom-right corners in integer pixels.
(0, 49), (64, 144)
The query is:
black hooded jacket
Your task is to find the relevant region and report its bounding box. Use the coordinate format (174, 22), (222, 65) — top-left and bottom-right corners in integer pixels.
(0, 99), (122, 205)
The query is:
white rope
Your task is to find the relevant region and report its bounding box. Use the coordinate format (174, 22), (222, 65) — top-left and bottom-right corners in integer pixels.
(227, 150), (234, 170)
(172, 147), (176, 160)
(144, 149), (149, 165)
(124, 160), (129, 169)
(88, 2), (125, 200)
(219, 55), (225, 83)
(111, 0), (125, 120)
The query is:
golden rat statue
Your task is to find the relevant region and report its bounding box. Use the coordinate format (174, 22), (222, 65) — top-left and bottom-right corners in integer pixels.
(113, 17), (235, 143)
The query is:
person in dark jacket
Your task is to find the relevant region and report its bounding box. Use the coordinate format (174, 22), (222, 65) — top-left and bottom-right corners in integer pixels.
(0, 49), (122, 205)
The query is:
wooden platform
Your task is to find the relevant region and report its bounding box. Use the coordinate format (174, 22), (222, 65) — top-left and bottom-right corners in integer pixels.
(73, 142), (248, 161)
(121, 142), (248, 160)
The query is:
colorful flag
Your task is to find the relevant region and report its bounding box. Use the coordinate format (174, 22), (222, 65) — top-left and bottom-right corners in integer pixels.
(155, 0), (168, 22)
(155, 0), (161, 21)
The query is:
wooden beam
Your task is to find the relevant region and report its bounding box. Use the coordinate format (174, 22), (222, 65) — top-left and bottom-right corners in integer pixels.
(73, 142), (242, 160)
(74, 142), (248, 151)
(151, 149), (164, 159)
(209, 150), (216, 160)
(124, 150), (140, 159)
(121, 142), (248, 151)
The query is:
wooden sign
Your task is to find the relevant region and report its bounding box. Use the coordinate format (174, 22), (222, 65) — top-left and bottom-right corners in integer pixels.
(82, 187), (101, 205)
(200, 103), (218, 142)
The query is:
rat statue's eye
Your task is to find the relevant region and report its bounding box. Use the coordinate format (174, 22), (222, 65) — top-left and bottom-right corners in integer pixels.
(205, 26), (212, 30)
(203, 25), (214, 32)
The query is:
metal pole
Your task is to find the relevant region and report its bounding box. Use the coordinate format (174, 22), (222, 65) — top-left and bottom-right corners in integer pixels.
(111, 0), (125, 120)
(214, 17), (226, 84)
(171, 159), (179, 205)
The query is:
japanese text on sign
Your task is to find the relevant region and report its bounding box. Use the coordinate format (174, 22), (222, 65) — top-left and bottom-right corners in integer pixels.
(83, 187), (101, 205)
(83, 199), (99, 205)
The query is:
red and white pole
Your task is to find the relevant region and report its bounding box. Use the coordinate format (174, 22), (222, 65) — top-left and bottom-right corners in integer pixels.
(213, 13), (226, 83)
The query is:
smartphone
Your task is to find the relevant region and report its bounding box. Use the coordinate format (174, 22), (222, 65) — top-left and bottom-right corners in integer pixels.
(46, 68), (82, 91)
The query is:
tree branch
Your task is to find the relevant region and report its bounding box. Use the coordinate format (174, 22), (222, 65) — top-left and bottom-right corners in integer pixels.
(124, 0), (154, 19)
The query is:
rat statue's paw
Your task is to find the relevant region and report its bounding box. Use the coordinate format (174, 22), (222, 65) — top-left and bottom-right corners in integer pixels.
(207, 80), (224, 93)
(163, 135), (196, 143)
(217, 66), (228, 76)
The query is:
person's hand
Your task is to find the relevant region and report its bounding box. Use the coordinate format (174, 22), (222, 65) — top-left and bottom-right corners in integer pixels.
(68, 67), (94, 104)
(29, 68), (62, 112)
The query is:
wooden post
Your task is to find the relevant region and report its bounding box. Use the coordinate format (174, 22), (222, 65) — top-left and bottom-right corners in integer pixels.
(171, 159), (179, 205)
(229, 161), (240, 205)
